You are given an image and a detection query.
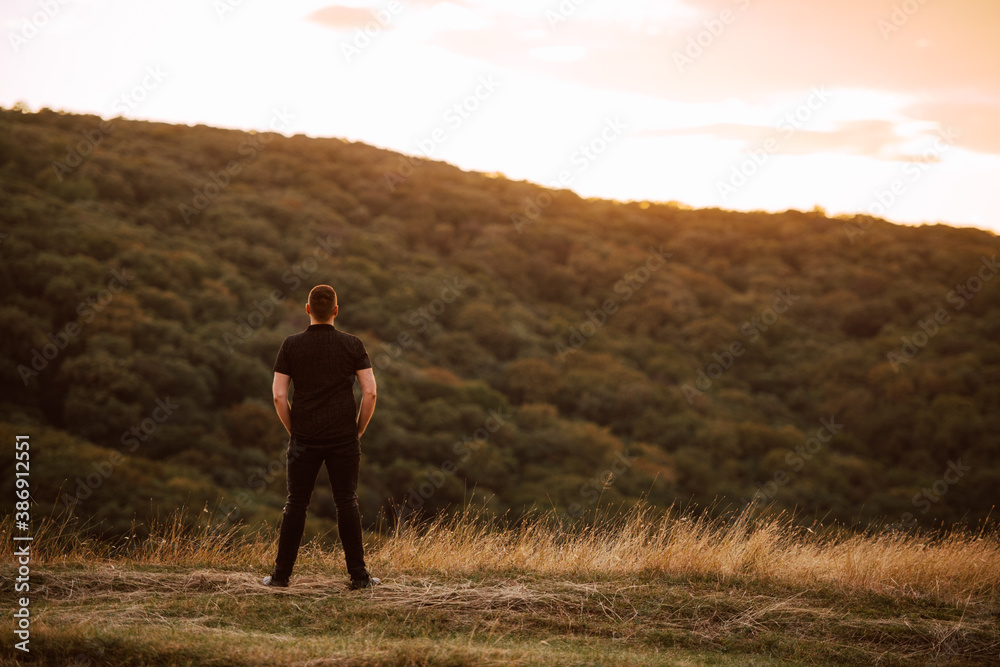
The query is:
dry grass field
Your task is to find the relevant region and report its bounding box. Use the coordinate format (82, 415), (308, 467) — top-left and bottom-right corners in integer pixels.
(3, 504), (999, 665)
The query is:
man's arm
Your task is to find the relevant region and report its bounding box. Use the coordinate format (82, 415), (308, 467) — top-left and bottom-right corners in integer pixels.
(273, 372), (292, 435)
(356, 367), (377, 439)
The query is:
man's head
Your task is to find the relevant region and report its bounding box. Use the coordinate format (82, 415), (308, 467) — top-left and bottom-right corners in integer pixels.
(307, 285), (338, 323)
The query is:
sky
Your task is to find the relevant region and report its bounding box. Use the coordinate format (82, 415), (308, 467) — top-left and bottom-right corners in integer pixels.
(2, 0), (999, 233)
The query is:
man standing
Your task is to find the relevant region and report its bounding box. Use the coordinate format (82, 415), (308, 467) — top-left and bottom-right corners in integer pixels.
(263, 285), (379, 590)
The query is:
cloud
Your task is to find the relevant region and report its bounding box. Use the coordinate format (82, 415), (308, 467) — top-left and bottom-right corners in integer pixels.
(307, 1), (475, 30)
(422, 0), (1000, 106)
(638, 119), (950, 161)
(307, 6), (382, 30)
(902, 102), (1000, 156)
(306, 0), (1000, 158)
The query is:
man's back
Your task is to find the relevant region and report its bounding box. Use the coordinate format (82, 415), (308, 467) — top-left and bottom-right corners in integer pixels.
(273, 323), (371, 446)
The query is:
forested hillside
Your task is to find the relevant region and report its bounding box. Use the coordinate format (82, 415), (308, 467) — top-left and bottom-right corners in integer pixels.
(1, 107), (997, 537)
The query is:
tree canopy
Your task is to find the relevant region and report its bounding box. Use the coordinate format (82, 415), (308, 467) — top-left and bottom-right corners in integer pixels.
(2, 107), (997, 536)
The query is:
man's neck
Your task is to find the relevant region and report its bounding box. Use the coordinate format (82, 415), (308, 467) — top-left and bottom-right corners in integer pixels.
(309, 320), (335, 326)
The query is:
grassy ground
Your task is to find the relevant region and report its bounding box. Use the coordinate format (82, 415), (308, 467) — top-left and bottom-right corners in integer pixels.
(3, 506), (999, 666)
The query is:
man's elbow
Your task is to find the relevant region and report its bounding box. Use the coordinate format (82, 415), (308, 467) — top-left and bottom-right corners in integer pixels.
(363, 387), (377, 401)
(273, 393), (287, 406)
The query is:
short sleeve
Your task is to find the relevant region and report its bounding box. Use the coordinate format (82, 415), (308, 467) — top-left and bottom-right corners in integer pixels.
(273, 339), (291, 375)
(355, 339), (372, 371)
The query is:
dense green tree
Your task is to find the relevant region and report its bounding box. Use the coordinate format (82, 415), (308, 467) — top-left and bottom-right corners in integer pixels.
(1, 108), (997, 534)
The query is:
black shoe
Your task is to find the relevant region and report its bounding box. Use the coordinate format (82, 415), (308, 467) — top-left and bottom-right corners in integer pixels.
(349, 576), (380, 590)
(263, 575), (289, 587)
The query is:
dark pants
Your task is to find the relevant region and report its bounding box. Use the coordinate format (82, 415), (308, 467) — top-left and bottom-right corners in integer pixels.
(273, 438), (368, 581)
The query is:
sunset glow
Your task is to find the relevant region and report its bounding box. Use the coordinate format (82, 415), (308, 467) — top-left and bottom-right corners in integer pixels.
(2, 0), (998, 231)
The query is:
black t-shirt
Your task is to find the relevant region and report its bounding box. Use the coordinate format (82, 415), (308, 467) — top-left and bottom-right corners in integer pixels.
(273, 323), (372, 447)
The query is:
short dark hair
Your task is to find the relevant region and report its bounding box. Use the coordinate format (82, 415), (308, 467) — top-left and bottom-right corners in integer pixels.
(308, 285), (337, 321)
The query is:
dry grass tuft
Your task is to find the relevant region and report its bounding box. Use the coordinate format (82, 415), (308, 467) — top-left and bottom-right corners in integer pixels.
(370, 504), (999, 605)
(4, 502), (998, 607)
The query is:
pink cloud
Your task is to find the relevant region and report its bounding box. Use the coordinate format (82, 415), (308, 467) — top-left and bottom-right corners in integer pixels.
(902, 102), (1000, 156)
(423, 0), (1000, 155)
(308, 0), (473, 30)
(307, 6), (386, 30)
(638, 120), (930, 160)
